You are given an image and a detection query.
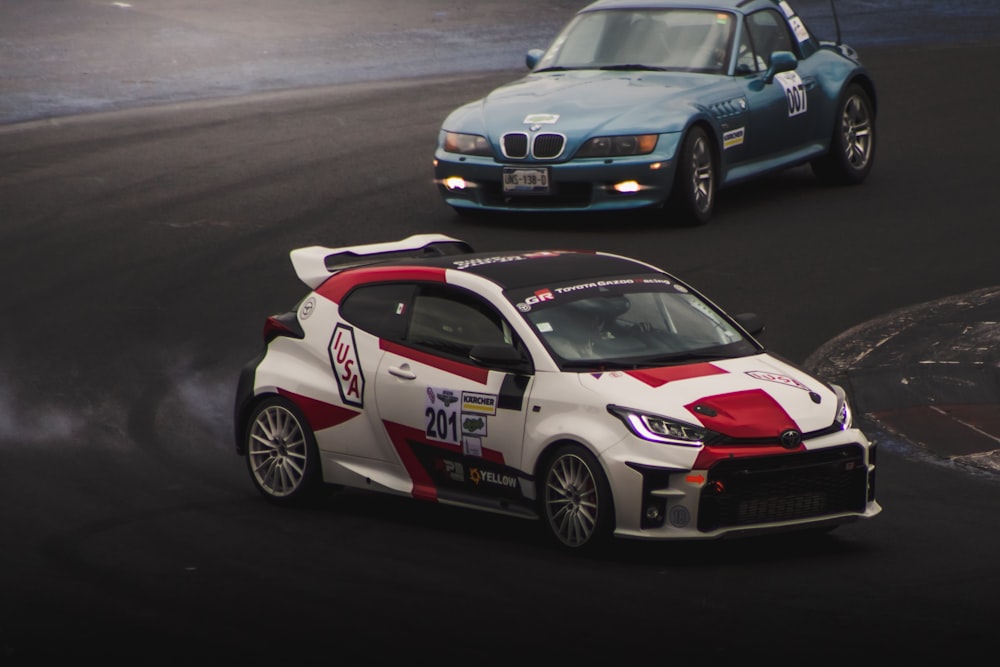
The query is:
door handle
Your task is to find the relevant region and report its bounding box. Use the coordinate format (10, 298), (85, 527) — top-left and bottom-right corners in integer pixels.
(388, 365), (416, 380)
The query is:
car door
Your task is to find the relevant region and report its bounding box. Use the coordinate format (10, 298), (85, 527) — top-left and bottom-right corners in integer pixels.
(372, 283), (536, 514)
(738, 8), (818, 161)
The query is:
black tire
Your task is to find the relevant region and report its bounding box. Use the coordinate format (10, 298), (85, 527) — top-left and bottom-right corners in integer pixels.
(812, 83), (876, 185)
(540, 444), (615, 551)
(670, 124), (716, 225)
(244, 396), (325, 505)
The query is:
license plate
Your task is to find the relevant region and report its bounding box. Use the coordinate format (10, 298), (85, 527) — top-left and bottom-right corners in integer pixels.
(502, 167), (550, 194)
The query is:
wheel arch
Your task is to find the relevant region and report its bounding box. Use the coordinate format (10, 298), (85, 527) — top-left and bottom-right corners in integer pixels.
(846, 73), (877, 118)
(234, 390), (278, 456)
(233, 355), (265, 455)
(532, 437), (618, 527)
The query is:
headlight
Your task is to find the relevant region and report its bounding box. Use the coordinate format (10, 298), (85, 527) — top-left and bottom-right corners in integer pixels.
(576, 134), (658, 158)
(443, 131), (493, 156)
(831, 383), (854, 429)
(607, 405), (707, 446)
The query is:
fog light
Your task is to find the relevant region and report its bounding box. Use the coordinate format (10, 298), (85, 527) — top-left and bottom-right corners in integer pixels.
(645, 505), (661, 520)
(613, 180), (640, 194)
(444, 176), (467, 190)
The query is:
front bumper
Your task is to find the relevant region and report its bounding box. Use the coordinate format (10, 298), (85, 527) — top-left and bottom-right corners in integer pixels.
(433, 138), (681, 213)
(602, 429), (881, 540)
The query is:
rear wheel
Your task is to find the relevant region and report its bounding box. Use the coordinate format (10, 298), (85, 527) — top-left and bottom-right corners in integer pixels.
(541, 444), (614, 551)
(245, 396), (324, 505)
(670, 125), (716, 225)
(812, 83), (876, 184)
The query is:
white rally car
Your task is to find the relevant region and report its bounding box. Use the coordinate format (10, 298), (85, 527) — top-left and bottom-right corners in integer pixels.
(234, 234), (880, 550)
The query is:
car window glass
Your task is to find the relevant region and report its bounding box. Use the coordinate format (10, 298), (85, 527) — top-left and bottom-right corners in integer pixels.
(406, 286), (514, 361)
(339, 283), (415, 340)
(736, 21), (763, 74)
(745, 9), (796, 67)
(508, 276), (757, 368)
(538, 9), (734, 74)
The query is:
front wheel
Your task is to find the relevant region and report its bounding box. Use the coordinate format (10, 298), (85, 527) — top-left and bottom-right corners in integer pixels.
(812, 83), (876, 185)
(540, 444), (614, 551)
(244, 396), (324, 505)
(670, 125), (716, 225)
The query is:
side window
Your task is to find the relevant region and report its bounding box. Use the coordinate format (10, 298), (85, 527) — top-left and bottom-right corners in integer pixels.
(406, 285), (511, 360)
(735, 23), (762, 74)
(745, 9), (795, 68)
(339, 283), (415, 341)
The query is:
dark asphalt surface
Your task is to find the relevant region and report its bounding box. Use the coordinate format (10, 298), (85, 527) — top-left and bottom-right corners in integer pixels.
(1, 4), (998, 481)
(1, 2), (1000, 663)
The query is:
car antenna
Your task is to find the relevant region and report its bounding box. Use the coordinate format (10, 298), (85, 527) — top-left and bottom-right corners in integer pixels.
(829, 0), (842, 45)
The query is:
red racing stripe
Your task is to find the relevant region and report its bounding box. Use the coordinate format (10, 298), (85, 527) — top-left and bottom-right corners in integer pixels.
(316, 265), (447, 304)
(626, 362), (727, 387)
(382, 421), (507, 502)
(686, 388), (799, 438)
(382, 421), (441, 501)
(277, 388), (360, 431)
(380, 339), (490, 384)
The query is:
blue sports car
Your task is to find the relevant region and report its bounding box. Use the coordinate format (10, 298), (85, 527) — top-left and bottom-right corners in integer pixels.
(433, 0), (876, 224)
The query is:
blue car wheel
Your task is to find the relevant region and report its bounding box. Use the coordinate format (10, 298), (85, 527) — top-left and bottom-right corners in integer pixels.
(813, 83), (876, 185)
(671, 125), (716, 225)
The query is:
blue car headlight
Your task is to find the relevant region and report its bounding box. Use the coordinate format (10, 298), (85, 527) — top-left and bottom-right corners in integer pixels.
(442, 131), (494, 157)
(576, 134), (659, 158)
(607, 405), (707, 447)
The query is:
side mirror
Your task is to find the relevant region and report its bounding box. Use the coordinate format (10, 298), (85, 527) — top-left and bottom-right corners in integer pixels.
(733, 312), (765, 337)
(764, 51), (797, 82)
(526, 49), (545, 70)
(470, 343), (532, 374)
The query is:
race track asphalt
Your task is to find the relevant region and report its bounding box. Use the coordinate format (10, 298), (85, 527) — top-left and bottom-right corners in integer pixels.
(2, 0), (999, 477)
(805, 287), (1000, 476)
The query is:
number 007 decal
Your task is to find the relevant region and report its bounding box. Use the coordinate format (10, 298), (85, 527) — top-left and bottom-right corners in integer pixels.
(329, 324), (365, 408)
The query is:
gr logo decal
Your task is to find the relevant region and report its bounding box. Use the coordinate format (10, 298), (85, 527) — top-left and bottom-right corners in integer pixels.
(329, 324), (364, 408)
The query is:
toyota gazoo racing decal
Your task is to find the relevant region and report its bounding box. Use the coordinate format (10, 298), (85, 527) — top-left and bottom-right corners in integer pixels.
(451, 250), (564, 271)
(512, 275), (678, 313)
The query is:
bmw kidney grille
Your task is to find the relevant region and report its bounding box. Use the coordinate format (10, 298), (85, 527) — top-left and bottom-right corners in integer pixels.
(501, 132), (565, 159)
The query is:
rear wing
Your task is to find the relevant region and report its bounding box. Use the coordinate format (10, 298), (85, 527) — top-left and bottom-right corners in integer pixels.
(289, 234), (474, 289)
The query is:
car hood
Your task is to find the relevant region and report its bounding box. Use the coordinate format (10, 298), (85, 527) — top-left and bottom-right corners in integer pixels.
(579, 353), (842, 439)
(449, 70), (726, 138)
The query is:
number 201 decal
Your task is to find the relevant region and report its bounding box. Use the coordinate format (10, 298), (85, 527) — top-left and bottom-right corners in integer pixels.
(425, 387), (461, 445)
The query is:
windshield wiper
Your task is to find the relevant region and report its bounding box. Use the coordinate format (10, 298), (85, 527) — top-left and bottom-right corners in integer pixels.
(599, 64), (669, 72)
(646, 350), (740, 365)
(560, 359), (642, 372)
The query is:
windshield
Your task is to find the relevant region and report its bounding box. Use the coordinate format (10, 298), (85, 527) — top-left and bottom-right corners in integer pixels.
(507, 274), (759, 371)
(534, 9), (736, 75)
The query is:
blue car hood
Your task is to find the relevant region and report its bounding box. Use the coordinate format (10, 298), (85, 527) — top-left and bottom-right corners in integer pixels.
(450, 70), (728, 138)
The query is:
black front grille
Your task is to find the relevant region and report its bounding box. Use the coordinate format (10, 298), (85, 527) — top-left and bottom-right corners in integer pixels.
(533, 133), (565, 159)
(501, 133), (529, 159)
(698, 445), (868, 532)
(500, 132), (565, 159)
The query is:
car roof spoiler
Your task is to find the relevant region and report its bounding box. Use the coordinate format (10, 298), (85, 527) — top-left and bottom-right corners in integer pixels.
(289, 234), (474, 289)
